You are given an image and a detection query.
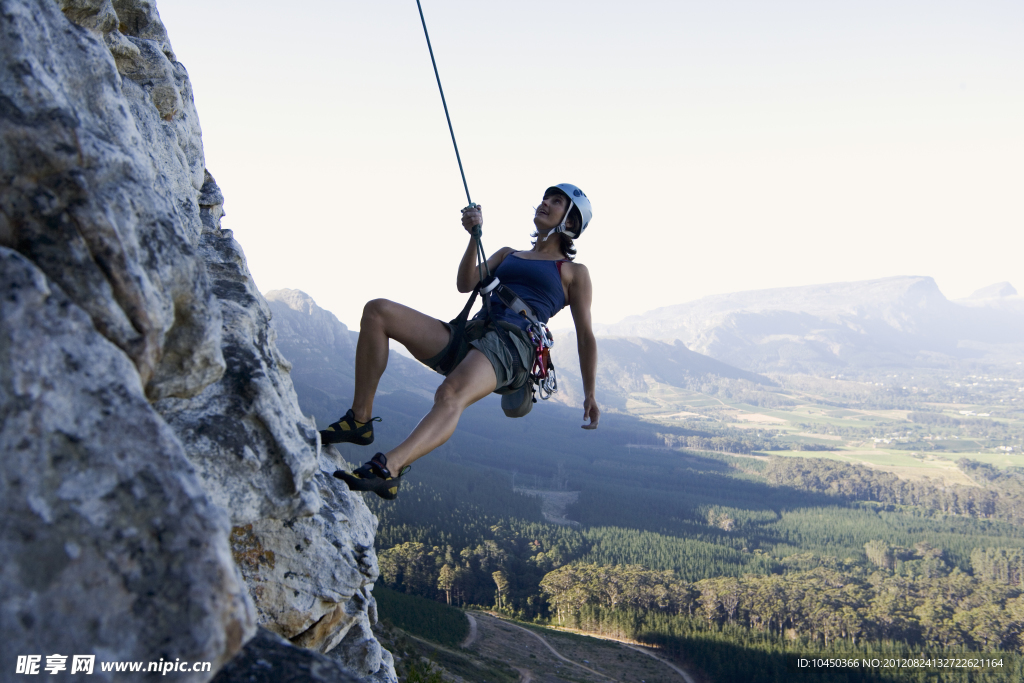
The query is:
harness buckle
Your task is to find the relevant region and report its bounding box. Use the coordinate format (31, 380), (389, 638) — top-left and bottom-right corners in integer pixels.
(480, 275), (501, 294)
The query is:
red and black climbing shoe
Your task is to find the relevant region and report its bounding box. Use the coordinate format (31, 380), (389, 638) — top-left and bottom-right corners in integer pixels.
(333, 453), (409, 500)
(320, 409), (380, 446)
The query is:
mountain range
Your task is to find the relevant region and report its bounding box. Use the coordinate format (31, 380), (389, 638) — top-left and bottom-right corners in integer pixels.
(592, 276), (1024, 375)
(267, 277), (1024, 421)
(266, 289), (771, 416)
(550, 334), (774, 411)
(265, 289), (442, 427)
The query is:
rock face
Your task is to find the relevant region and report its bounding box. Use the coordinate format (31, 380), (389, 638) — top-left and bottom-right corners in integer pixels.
(211, 628), (375, 683)
(0, 247), (253, 680)
(154, 222), (322, 525)
(231, 446), (392, 677)
(0, 1), (394, 681)
(1, 0), (224, 402)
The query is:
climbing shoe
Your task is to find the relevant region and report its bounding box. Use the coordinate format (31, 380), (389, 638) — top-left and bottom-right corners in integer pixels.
(333, 453), (409, 500)
(320, 409), (380, 446)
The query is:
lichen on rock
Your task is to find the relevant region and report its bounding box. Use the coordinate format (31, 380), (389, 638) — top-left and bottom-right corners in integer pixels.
(232, 447), (381, 649)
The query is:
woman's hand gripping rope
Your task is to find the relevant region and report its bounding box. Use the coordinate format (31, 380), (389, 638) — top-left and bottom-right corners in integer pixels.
(460, 203), (489, 282)
(461, 204), (482, 235)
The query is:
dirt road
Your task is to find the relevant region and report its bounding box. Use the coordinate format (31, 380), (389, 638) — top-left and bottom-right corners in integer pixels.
(464, 612), (697, 683)
(462, 612), (478, 648)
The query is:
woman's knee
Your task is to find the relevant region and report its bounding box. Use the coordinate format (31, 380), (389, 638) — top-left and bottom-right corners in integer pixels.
(433, 381), (462, 409)
(433, 352), (497, 409)
(361, 298), (393, 328)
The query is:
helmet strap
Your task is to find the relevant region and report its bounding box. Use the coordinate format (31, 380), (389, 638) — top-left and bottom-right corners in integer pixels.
(541, 198), (575, 242)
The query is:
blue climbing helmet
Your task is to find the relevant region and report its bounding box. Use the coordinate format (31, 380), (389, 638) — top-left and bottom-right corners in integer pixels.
(544, 183), (592, 239)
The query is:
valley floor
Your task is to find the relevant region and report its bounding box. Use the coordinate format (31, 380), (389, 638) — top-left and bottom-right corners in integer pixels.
(631, 371), (1024, 484)
(399, 611), (699, 683)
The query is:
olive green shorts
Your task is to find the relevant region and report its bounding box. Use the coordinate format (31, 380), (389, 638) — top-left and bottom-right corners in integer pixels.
(421, 319), (532, 391)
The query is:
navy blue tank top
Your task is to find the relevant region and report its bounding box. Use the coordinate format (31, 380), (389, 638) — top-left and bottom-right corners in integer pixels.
(475, 253), (567, 331)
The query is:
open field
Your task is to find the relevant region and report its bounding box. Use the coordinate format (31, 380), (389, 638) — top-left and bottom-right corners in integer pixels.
(628, 372), (1024, 482)
(767, 449), (979, 486)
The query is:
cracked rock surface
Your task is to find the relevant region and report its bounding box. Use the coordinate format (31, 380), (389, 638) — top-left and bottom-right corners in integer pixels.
(211, 628), (396, 683)
(1, 0), (394, 680)
(2, 0), (224, 402)
(231, 445), (395, 682)
(0, 247), (254, 679)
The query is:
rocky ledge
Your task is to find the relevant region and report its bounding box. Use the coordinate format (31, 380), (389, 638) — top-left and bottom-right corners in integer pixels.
(0, 1), (393, 680)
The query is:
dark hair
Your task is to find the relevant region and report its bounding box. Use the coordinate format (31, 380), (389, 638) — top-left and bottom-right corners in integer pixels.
(531, 188), (578, 260)
(530, 231), (577, 260)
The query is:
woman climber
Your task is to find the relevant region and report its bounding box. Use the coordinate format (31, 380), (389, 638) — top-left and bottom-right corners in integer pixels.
(324, 184), (600, 499)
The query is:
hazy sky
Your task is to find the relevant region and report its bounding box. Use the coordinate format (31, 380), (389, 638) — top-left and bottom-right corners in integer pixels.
(158, 0), (1023, 330)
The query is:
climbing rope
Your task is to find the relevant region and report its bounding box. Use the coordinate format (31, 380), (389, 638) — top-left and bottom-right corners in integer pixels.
(415, 0), (471, 208)
(416, 1), (533, 394)
(415, 0), (492, 286)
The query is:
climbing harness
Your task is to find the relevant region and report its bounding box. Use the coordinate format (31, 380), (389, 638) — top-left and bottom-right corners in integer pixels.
(490, 283), (558, 400)
(416, 0), (558, 415)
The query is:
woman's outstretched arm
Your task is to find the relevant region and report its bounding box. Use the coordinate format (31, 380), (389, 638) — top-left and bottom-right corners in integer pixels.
(568, 263), (600, 429)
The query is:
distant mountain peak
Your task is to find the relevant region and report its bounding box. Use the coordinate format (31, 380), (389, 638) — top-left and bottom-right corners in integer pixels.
(966, 282), (1017, 300)
(265, 288), (321, 315)
(603, 275), (945, 329)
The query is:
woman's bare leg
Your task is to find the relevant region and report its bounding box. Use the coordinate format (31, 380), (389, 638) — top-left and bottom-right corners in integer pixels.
(352, 299), (450, 421)
(381, 349), (497, 473)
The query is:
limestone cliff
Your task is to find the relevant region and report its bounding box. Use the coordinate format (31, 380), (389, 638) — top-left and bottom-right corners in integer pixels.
(0, 1), (393, 680)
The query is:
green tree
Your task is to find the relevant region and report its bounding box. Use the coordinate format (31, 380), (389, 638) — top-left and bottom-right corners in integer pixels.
(437, 564), (455, 605)
(493, 570), (510, 609)
(864, 540), (895, 570)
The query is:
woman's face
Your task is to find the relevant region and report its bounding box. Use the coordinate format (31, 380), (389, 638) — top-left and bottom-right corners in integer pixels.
(533, 193), (572, 232)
